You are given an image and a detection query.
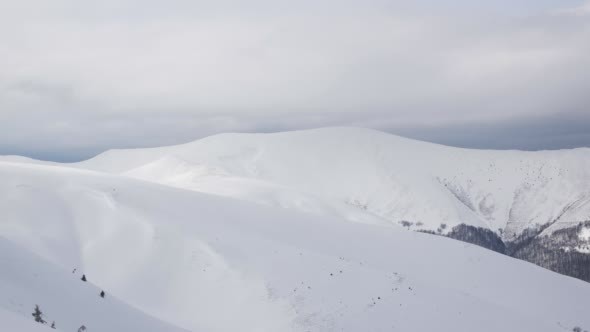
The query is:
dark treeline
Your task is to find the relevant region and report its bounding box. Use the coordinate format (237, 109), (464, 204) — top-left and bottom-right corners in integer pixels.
(419, 221), (590, 283)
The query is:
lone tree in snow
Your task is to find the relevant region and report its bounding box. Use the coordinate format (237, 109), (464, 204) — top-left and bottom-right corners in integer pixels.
(32, 305), (46, 324)
(51, 321), (56, 329)
(81, 274), (87, 282)
(400, 220), (413, 229)
(100, 290), (105, 298)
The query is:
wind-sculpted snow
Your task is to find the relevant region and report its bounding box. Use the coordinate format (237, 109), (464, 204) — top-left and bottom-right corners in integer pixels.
(1, 161), (589, 331)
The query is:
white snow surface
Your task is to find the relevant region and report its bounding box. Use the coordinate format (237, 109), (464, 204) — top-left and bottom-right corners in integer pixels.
(0, 235), (190, 332)
(0, 307), (59, 332)
(0, 158), (589, 331)
(577, 227), (590, 253)
(1, 128), (590, 331)
(71, 127), (590, 238)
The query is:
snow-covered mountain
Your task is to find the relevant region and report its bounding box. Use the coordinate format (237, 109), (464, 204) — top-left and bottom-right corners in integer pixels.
(74, 127), (590, 237)
(1, 127), (589, 331)
(1, 160), (589, 332)
(69, 127), (590, 280)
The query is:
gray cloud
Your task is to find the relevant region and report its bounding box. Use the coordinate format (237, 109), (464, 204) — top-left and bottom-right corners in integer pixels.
(389, 111), (590, 151)
(0, 0), (589, 161)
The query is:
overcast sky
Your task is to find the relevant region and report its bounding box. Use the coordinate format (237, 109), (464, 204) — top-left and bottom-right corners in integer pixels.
(1, 0), (589, 161)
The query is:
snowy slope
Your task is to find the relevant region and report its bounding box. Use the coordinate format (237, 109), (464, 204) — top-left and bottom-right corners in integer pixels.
(0, 236), (190, 332)
(1, 161), (589, 332)
(0, 308), (58, 332)
(73, 127), (590, 241)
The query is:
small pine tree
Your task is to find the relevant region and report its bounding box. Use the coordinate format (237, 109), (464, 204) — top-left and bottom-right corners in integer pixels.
(51, 321), (56, 329)
(400, 221), (413, 229)
(32, 305), (46, 324)
(100, 290), (105, 298)
(81, 274), (87, 282)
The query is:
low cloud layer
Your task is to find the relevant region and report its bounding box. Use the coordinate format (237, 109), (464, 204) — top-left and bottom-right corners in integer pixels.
(1, 0), (589, 161)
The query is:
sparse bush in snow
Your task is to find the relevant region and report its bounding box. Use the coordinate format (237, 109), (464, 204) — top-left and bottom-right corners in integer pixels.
(416, 229), (436, 235)
(400, 221), (413, 229)
(32, 305), (46, 324)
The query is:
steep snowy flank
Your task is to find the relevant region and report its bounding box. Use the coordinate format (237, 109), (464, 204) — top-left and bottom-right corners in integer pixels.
(0, 236), (190, 332)
(0, 161), (589, 331)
